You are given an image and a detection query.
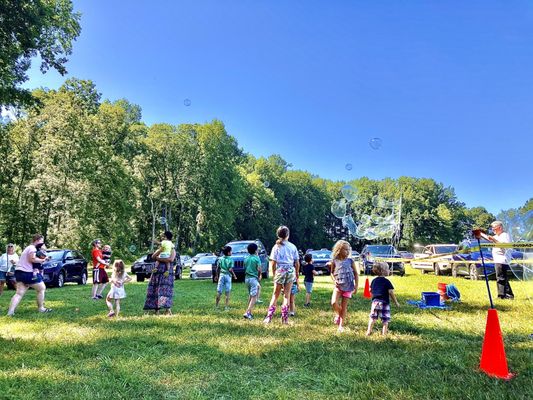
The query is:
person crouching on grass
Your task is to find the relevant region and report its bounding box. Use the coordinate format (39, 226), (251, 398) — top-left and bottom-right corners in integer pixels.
(215, 246), (237, 310)
(328, 240), (359, 333)
(366, 262), (400, 336)
(243, 242), (262, 320)
(106, 260), (132, 318)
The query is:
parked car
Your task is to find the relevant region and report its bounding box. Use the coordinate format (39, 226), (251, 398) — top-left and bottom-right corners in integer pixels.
(411, 244), (458, 275)
(40, 249), (88, 288)
(452, 239), (524, 280)
(359, 244), (405, 276)
(351, 250), (360, 261)
(398, 251), (414, 260)
(180, 255), (193, 269)
(222, 240), (269, 281)
(131, 246), (183, 282)
(191, 252), (212, 266)
(190, 255), (217, 280)
(306, 249), (332, 275)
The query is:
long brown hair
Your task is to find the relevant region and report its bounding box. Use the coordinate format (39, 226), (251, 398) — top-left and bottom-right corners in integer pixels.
(112, 260), (125, 280)
(276, 226), (290, 245)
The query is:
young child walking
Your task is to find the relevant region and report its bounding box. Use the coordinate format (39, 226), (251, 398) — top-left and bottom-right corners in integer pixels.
(215, 246), (237, 310)
(106, 260), (132, 318)
(263, 226), (300, 324)
(366, 262), (400, 336)
(243, 242), (262, 320)
(329, 240), (359, 333)
(302, 253), (317, 307)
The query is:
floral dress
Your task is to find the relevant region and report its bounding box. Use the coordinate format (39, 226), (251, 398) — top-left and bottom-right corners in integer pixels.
(143, 262), (174, 310)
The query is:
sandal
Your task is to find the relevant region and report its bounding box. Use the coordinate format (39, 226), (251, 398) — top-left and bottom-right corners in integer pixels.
(107, 312), (115, 318)
(39, 308), (53, 313)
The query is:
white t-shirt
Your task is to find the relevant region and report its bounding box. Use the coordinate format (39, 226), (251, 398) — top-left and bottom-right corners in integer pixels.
(492, 232), (511, 264)
(270, 240), (299, 270)
(0, 253), (19, 272)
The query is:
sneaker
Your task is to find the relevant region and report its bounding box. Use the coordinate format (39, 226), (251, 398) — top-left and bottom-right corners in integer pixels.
(289, 311), (295, 317)
(333, 315), (340, 325)
(263, 316), (272, 324)
(304, 303), (310, 307)
(243, 312), (253, 320)
(92, 296), (98, 300)
(337, 326), (345, 333)
(108, 311), (115, 318)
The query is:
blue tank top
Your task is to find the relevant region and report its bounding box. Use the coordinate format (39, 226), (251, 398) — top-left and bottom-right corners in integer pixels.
(333, 258), (355, 292)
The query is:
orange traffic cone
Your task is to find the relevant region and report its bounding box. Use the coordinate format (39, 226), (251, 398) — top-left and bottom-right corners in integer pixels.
(363, 278), (371, 298)
(479, 309), (514, 380)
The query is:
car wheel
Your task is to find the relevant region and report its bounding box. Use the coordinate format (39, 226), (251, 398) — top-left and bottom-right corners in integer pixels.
(433, 263), (441, 276)
(136, 274), (145, 282)
(56, 271), (65, 288)
(421, 269), (427, 274)
(469, 264), (479, 280)
(78, 271), (88, 285)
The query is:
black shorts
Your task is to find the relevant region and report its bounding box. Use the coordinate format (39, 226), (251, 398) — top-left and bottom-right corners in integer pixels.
(93, 268), (109, 284)
(15, 270), (43, 285)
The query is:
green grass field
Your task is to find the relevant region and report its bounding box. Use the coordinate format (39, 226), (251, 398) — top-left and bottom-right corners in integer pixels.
(0, 266), (531, 400)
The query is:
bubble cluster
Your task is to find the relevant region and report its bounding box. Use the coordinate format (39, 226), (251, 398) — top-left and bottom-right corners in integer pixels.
(331, 199), (347, 219)
(341, 184), (358, 202)
(184, 98), (191, 107)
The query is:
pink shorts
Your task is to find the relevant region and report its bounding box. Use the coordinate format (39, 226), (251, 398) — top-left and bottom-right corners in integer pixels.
(339, 289), (353, 298)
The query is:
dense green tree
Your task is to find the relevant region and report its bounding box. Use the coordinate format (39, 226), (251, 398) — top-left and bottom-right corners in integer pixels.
(0, 0), (81, 105)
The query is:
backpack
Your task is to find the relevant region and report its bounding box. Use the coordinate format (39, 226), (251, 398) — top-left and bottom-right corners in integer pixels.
(446, 283), (461, 301)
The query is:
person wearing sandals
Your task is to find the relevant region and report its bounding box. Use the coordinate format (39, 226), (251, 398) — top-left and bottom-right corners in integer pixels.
(7, 234), (52, 316)
(106, 260), (132, 318)
(263, 226), (300, 325)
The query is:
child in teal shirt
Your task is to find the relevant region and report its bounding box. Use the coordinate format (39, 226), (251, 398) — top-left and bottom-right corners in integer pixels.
(243, 243), (262, 320)
(215, 246), (237, 310)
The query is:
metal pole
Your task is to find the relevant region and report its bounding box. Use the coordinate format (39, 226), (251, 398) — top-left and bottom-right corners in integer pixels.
(476, 237), (495, 309)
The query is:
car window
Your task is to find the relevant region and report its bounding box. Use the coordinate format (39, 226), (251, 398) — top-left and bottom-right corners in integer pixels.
(226, 243), (250, 254)
(47, 250), (64, 261)
(367, 245), (395, 254)
(309, 251), (331, 259)
(197, 256), (217, 264)
(434, 245), (458, 254)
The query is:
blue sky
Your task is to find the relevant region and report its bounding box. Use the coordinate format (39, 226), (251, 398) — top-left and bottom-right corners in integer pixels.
(24, 1), (533, 215)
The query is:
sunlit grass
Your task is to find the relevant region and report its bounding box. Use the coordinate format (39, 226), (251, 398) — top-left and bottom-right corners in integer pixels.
(0, 265), (531, 399)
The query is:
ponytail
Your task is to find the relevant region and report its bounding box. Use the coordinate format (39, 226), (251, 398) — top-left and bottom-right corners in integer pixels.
(276, 226), (290, 246)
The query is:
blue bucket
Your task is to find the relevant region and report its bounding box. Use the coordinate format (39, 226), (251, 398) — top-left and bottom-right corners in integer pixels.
(422, 292), (440, 306)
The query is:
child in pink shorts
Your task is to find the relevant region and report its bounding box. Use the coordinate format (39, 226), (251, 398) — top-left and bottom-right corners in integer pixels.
(328, 240), (359, 333)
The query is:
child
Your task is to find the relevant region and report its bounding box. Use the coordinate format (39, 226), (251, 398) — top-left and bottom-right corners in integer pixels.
(216, 246), (237, 310)
(302, 253), (317, 307)
(243, 242), (262, 320)
(263, 226), (300, 324)
(328, 240), (359, 333)
(102, 244), (112, 267)
(153, 231), (173, 274)
(366, 262), (400, 336)
(289, 276), (299, 316)
(106, 259), (132, 317)
(33, 243), (49, 280)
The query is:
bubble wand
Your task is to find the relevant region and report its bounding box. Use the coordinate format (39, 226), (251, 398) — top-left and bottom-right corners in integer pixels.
(472, 229), (494, 309)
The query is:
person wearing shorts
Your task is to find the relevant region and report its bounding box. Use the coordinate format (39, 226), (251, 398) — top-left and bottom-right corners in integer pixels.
(366, 262), (400, 336)
(0, 244), (19, 296)
(243, 242), (262, 320)
(91, 239), (109, 299)
(302, 253), (317, 307)
(263, 226), (300, 325)
(215, 246), (237, 310)
(7, 234), (51, 316)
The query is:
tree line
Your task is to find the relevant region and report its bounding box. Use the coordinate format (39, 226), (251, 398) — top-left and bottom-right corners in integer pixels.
(2, 79), (531, 259)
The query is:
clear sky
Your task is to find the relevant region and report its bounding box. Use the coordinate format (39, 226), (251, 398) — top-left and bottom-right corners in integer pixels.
(24, 0), (533, 215)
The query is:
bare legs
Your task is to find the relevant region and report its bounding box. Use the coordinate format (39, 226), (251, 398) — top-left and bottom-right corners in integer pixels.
(331, 289), (349, 331)
(7, 281), (47, 315)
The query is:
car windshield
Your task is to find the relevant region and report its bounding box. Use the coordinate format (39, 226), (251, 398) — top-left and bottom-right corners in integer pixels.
(434, 245), (458, 254)
(47, 250), (64, 261)
(310, 251), (331, 259)
(197, 256), (217, 264)
(227, 243), (251, 254)
(367, 246), (395, 255)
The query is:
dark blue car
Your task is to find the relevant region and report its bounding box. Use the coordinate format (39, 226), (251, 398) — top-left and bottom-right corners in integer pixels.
(452, 239), (523, 280)
(222, 240), (269, 281)
(41, 249), (88, 287)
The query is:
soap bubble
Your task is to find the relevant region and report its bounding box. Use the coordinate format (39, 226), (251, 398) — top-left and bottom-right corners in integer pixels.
(331, 199), (347, 218)
(128, 244), (137, 253)
(184, 98), (191, 106)
(369, 137), (382, 150)
(263, 181), (270, 188)
(345, 163), (353, 171)
(342, 215), (357, 236)
(341, 184), (358, 202)
(160, 217), (167, 225)
(364, 228), (378, 240)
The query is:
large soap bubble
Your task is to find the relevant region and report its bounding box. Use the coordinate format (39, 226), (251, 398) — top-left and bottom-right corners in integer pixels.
(369, 137), (382, 150)
(345, 163), (353, 171)
(184, 98), (191, 106)
(263, 181), (270, 188)
(160, 216), (167, 225)
(342, 215), (357, 236)
(128, 244), (137, 253)
(341, 184), (358, 202)
(331, 199), (347, 218)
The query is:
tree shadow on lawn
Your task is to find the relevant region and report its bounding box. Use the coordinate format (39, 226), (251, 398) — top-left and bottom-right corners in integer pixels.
(1, 314), (532, 400)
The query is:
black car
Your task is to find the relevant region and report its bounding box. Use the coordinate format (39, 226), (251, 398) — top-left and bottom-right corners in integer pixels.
(131, 248), (183, 282)
(360, 244), (405, 276)
(306, 249), (333, 275)
(220, 240), (269, 281)
(41, 249), (88, 287)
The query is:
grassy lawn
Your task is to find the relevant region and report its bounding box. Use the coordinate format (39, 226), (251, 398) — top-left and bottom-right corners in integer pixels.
(0, 265), (531, 400)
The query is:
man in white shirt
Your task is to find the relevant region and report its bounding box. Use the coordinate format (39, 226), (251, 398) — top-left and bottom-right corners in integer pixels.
(486, 221), (514, 300)
(0, 244), (19, 295)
